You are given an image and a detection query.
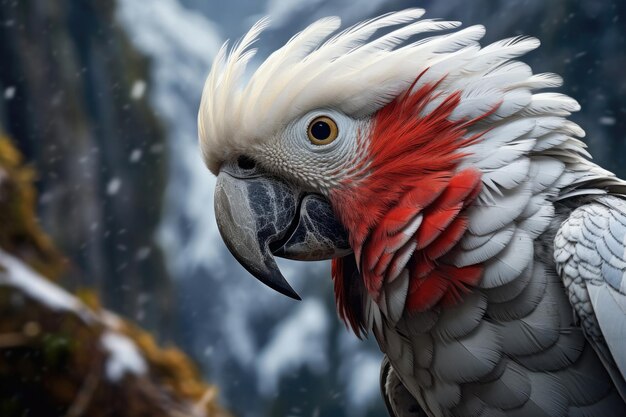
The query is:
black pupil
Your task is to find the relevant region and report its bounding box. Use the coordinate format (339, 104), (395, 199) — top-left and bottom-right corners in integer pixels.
(237, 155), (256, 170)
(311, 121), (331, 140)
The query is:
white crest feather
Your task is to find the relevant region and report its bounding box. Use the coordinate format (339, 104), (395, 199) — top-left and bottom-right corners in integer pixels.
(199, 8), (487, 173)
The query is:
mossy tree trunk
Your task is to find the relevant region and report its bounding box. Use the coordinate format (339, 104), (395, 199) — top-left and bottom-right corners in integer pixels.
(0, 0), (173, 338)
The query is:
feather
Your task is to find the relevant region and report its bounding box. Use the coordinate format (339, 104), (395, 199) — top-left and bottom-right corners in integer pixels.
(494, 88), (533, 119)
(460, 227), (504, 250)
(568, 392), (626, 416)
(519, 92), (581, 117)
(470, 360), (531, 409)
(432, 292), (486, 342)
(544, 343), (611, 405)
(516, 328), (585, 373)
(384, 269), (410, 324)
(483, 258), (533, 303)
(366, 297), (384, 337)
(508, 72), (563, 90)
(468, 182), (532, 235)
(462, 118), (535, 166)
(451, 394), (486, 416)
(323, 8), (426, 50)
(452, 223), (515, 267)
(460, 60), (533, 92)
(479, 229), (533, 289)
(486, 261), (547, 321)
(387, 242), (417, 283)
(247, 17), (341, 105)
(424, 215), (468, 260)
(381, 359), (427, 417)
(383, 321), (407, 362)
(499, 280), (562, 357)
(526, 116), (577, 138)
(386, 214), (424, 254)
(357, 19), (461, 54)
(463, 36), (540, 73)
(415, 203), (463, 250)
(448, 85), (504, 120)
(431, 380), (461, 409)
(481, 157), (531, 192)
(518, 202), (554, 238)
(473, 139), (536, 171)
(407, 271), (450, 312)
(588, 284), (626, 383)
(532, 132), (571, 152)
(527, 157), (566, 194)
(432, 321), (502, 383)
(514, 373), (568, 417)
(400, 310), (439, 336)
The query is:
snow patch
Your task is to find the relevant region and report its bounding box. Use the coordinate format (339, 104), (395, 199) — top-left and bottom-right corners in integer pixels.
(100, 310), (124, 330)
(0, 250), (91, 321)
(0, 251), (148, 384)
(257, 299), (330, 395)
(101, 331), (148, 382)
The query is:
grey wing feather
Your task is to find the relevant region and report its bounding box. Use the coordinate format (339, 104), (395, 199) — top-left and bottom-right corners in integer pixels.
(587, 284), (626, 384)
(380, 356), (427, 417)
(554, 195), (626, 400)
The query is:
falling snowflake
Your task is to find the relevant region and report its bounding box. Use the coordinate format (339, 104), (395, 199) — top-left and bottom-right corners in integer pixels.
(129, 148), (143, 163)
(107, 178), (122, 195)
(599, 116), (616, 126)
(4, 86), (16, 100)
(135, 246), (152, 261)
(130, 80), (146, 100)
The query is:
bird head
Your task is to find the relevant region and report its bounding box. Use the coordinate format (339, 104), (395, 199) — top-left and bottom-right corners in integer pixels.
(199, 9), (573, 334)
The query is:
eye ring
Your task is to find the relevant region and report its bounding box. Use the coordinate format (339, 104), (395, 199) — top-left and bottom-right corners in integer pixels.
(307, 116), (338, 145)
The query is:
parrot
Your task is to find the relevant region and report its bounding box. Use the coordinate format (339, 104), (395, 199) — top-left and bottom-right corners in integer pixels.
(199, 9), (626, 417)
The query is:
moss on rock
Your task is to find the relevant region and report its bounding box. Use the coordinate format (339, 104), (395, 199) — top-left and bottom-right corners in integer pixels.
(0, 134), (65, 279)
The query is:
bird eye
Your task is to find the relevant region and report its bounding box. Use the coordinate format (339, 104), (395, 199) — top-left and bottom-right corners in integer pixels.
(237, 155), (256, 170)
(307, 116), (338, 145)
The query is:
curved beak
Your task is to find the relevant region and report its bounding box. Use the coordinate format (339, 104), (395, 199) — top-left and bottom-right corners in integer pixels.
(214, 170), (351, 300)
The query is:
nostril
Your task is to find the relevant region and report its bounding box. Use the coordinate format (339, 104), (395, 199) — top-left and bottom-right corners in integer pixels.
(237, 155), (256, 170)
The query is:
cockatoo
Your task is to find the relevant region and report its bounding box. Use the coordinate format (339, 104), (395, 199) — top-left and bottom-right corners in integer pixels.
(199, 9), (626, 416)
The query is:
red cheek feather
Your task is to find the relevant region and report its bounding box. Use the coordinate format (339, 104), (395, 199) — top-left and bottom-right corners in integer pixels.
(331, 78), (498, 324)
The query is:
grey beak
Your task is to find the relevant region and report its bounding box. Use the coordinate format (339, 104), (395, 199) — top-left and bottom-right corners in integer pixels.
(214, 169), (351, 300)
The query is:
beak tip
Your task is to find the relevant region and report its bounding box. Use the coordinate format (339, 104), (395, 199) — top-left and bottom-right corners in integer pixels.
(268, 285), (302, 301)
(284, 292), (302, 301)
(262, 270), (302, 301)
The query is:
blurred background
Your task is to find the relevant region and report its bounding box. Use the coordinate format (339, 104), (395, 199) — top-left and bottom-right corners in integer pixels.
(0, 1), (624, 416)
